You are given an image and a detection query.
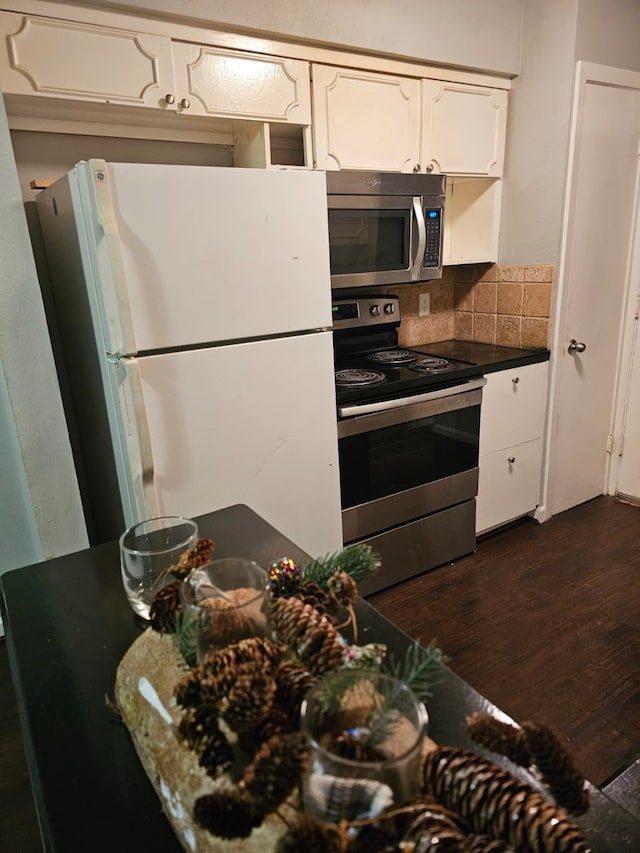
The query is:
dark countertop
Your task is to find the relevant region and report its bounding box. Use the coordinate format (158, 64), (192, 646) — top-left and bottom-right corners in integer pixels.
(1, 504), (638, 851)
(411, 339), (550, 373)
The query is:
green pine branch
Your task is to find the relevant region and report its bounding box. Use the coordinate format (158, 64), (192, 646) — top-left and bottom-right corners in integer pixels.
(384, 640), (448, 702)
(301, 543), (381, 588)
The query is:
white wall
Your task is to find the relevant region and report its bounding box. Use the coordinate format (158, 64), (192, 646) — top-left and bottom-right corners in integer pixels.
(0, 90), (87, 572)
(55, 0), (523, 76)
(499, 0), (579, 265)
(575, 0), (640, 71)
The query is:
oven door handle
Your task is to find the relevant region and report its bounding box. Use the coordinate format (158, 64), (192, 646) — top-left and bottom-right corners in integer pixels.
(338, 376), (486, 420)
(411, 196), (427, 281)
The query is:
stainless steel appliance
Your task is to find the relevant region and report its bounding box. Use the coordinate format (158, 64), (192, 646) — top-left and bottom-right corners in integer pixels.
(333, 295), (485, 595)
(326, 170), (446, 289)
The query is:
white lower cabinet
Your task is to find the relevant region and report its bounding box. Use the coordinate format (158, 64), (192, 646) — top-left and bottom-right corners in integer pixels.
(476, 362), (548, 535)
(476, 439), (543, 534)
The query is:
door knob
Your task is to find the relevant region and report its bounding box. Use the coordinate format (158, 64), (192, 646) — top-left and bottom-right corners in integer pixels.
(568, 339), (587, 354)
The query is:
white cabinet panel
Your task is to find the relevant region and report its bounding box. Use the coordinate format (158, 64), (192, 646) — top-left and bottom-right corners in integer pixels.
(0, 12), (174, 108)
(421, 81), (507, 176)
(172, 43), (311, 123)
(311, 64), (421, 172)
(476, 439), (543, 534)
(479, 362), (548, 456)
(444, 177), (501, 265)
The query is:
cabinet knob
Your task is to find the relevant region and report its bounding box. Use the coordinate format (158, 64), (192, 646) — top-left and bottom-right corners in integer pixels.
(508, 456), (516, 464)
(512, 376), (519, 385)
(426, 163), (434, 173)
(180, 98), (191, 109)
(413, 163), (421, 173)
(164, 93), (175, 105)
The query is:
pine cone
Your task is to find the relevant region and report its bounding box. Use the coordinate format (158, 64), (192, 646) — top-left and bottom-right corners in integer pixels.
(275, 662), (318, 723)
(275, 815), (347, 853)
(220, 671), (277, 734)
(271, 597), (346, 675)
(327, 571), (358, 607)
(170, 537), (215, 579)
(241, 731), (310, 815)
(193, 788), (260, 839)
(295, 580), (336, 620)
(175, 638), (282, 710)
(422, 747), (589, 852)
(199, 731), (234, 778)
(149, 581), (182, 633)
(521, 721), (589, 815)
(467, 712), (531, 766)
(177, 705), (233, 777)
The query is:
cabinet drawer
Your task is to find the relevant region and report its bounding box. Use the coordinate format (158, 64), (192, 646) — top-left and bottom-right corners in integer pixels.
(479, 362), (548, 455)
(476, 439), (543, 534)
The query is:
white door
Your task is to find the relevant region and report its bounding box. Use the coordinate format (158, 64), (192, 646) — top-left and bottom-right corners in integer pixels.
(126, 332), (343, 559)
(547, 63), (640, 516)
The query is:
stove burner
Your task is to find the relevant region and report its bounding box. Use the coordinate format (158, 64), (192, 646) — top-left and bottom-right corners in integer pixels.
(367, 349), (417, 366)
(411, 357), (451, 373)
(335, 368), (386, 388)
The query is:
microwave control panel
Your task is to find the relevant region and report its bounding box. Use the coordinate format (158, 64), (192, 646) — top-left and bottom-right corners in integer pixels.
(424, 209), (442, 267)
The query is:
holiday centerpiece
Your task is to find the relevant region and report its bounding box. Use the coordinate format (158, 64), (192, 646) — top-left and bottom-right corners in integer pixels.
(114, 537), (591, 852)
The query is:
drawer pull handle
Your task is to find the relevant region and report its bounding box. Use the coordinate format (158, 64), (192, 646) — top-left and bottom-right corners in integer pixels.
(508, 456), (516, 464)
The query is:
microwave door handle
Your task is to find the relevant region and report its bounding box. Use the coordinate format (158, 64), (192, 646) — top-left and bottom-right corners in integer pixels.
(411, 196), (426, 281)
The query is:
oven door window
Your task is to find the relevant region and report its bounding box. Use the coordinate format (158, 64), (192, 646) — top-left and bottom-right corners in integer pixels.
(339, 405), (480, 509)
(328, 202), (411, 275)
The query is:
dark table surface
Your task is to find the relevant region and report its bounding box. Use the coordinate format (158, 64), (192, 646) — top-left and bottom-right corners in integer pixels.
(1, 504), (638, 852)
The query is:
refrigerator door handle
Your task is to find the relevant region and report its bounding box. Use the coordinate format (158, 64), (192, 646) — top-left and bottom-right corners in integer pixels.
(109, 356), (160, 523)
(84, 159), (137, 357)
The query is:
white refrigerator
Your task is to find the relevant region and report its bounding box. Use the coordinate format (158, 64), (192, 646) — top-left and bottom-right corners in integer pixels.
(37, 160), (342, 558)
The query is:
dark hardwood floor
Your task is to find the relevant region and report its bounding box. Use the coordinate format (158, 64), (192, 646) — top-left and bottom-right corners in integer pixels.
(369, 494), (640, 789)
(0, 494), (638, 849)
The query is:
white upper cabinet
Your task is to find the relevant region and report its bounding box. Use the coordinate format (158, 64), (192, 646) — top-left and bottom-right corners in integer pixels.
(311, 64), (421, 172)
(421, 81), (508, 176)
(0, 12), (311, 124)
(0, 12), (174, 109)
(171, 43), (310, 123)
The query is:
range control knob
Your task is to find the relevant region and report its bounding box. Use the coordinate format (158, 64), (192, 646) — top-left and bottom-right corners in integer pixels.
(384, 302), (395, 315)
(370, 304), (381, 316)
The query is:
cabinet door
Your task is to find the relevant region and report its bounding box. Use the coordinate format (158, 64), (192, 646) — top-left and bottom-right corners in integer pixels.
(421, 81), (507, 176)
(311, 64), (420, 172)
(479, 362), (548, 456)
(476, 439), (543, 534)
(0, 12), (175, 109)
(171, 43), (311, 123)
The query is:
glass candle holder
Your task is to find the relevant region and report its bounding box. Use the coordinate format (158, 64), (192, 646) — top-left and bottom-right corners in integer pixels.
(300, 669), (428, 825)
(179, 558), (272, 661)
(119, 516), (198, 621)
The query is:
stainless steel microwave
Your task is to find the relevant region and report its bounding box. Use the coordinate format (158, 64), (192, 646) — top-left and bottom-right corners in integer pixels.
(326, 171), (446, 290)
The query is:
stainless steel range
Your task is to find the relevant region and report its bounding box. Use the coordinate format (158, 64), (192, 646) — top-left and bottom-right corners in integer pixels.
(333, 295), (485, 595)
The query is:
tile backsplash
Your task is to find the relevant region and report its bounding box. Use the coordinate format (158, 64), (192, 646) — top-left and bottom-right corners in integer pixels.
(392, 263), (553, 349)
